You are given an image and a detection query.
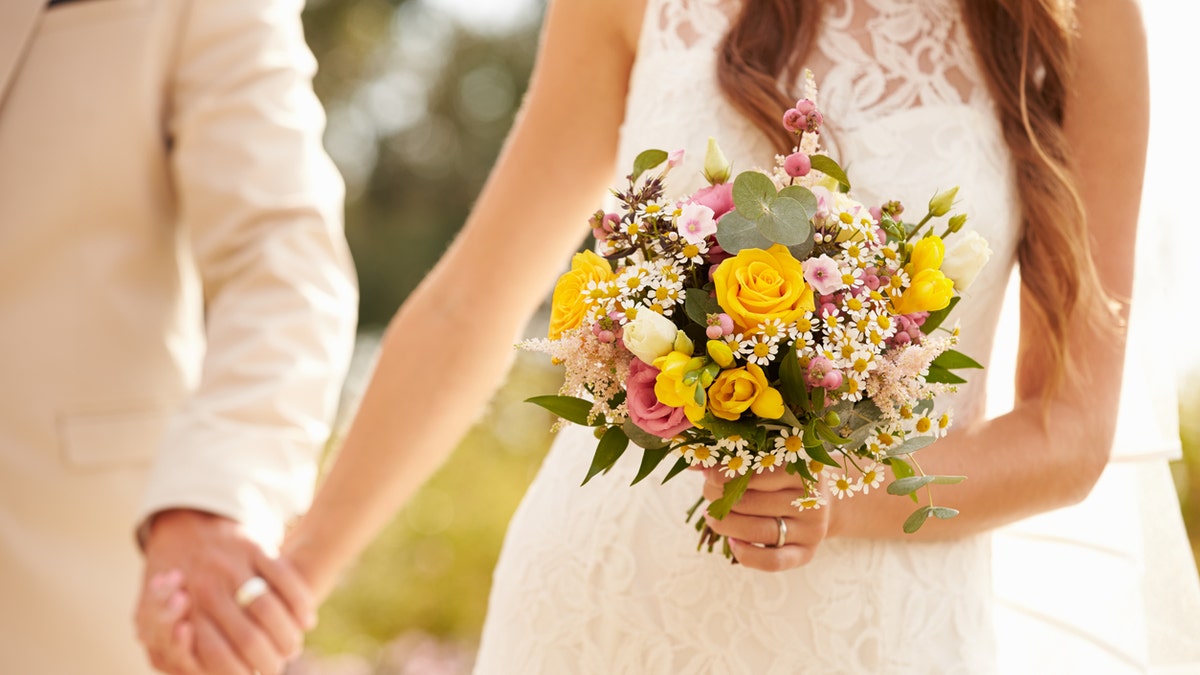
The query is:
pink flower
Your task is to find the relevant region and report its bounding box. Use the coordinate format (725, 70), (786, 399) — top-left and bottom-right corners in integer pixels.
(803, 254), (842, 296)
(784, 152), (812, 178)
(626, 358), (693, 439)
(690, 182), (735, 219)
(782, 108), (805, 134)
(590, 211), (619, 240)
(676, 203), (717, 245)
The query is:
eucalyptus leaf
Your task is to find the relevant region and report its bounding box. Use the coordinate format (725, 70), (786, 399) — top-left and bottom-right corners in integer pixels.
(732, 171), (777, 216)
(778, 185), (819, 215)
(886, 475), (937, 496)
(622, 420), (670, 450)
(715, 211), (773, 254)
(631, 447), (673, 485)
(930, 349), (984, 370)
(757, 197), (814, 246)
(809, 154), (851, 191)
(921, 296), (961, 333)
(931, 506), (960, 520)
(526, 395), (601, 427)
(886, 434), (938, 458)
(787, 238), (816, 261)
(706, 471), (752, 519)
(925, 365), (967, 385)
(684, 288), (722, 328)
(903, 506), (934, 534)
(631, 149), (668, 183)
(913, 399), (935, 415)
(662, 456), (690, 484)
(582, 426), (629, 485)
(931, 475), (967, 485)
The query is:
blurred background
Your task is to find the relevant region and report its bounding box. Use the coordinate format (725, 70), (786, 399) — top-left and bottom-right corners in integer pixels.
(289, 1), (1200, 672)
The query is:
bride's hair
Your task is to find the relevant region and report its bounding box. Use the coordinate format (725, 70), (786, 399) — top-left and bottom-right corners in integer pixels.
(716, 0), (1107, 397)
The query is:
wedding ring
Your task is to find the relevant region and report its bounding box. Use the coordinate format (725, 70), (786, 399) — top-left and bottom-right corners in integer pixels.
(234, 576), (269, 608)
(773, 516), (788, 548)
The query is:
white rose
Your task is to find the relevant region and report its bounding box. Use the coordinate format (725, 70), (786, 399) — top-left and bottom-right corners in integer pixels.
(623, 310), (678, 364)
(940, 231), (992, 291)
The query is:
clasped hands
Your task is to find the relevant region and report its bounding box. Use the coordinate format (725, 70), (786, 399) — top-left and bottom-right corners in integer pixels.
(135, 510), (315, 675)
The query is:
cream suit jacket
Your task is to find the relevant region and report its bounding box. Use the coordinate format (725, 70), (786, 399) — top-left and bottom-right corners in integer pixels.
(0, 0), (357, 672)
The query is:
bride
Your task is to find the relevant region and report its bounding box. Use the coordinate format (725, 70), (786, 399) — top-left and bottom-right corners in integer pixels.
(139, 0), (1200, 672)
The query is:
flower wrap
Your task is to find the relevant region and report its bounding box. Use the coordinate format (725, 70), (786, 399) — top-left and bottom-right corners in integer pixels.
(548, 251), (614, 339)
(713, 244), (815, 333)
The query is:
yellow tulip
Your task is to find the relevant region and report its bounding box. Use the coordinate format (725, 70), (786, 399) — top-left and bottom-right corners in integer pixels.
(707, 363), (785, 421)
(908, 235), (945, 276)
(892, 269), (954, 315)
(653, 351), (707, 422)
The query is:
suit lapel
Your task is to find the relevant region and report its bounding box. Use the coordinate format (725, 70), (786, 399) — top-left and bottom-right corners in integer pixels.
(0, 0), (47, 110)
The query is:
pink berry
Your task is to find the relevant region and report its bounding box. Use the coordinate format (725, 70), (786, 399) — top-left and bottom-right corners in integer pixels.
(784, 152), (812, 178)
(706, 325), (723, 340)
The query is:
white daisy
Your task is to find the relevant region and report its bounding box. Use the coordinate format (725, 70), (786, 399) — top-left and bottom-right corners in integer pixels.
(828, 472), (861, 499)
(720, 449), (752, 478)
(752, 449), (786, 474)
(774, 427), (806, 463)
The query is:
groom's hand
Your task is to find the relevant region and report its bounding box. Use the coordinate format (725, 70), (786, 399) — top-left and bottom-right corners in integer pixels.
(138, 509), (315, 674)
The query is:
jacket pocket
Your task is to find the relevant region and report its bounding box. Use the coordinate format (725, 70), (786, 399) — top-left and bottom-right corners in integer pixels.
(59, 407), (167, 470)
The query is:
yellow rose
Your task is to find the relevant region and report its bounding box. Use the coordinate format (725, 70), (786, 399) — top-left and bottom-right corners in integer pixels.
(548, 251), (614, 339)
(907, 235), (945, 276)
(712, 244), (815, 333)
(653, 351), (707, 423)
(707, 363), (785, 421)
(892, 268), (954, 315)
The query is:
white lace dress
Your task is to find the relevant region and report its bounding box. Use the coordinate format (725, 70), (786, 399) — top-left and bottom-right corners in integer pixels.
(473, 0), (1198, 672)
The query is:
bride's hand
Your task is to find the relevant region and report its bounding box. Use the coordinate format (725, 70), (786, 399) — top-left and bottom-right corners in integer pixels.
(135, 570), (201, 674)
(700, 468), (834, 572)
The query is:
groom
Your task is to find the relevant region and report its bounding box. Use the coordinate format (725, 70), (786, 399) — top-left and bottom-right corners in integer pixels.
(0, 0), (355, 673)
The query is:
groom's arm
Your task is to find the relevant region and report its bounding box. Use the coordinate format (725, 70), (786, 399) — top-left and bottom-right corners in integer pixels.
(136, 0), (355, 671)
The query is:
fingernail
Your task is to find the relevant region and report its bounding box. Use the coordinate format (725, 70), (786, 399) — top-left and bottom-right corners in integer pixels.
(166, 591), (187, 615)
(165, 569), (184, 585)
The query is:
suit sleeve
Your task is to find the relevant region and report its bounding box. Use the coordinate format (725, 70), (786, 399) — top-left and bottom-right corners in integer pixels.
(136, 0), (357, 547)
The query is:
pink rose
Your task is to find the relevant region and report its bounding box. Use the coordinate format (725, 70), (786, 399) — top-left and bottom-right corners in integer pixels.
(690, 182), (735, 219)
(626, 358), (693, 439)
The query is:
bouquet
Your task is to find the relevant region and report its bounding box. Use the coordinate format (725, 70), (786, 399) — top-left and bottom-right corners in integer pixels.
(522, 81), (991, 547)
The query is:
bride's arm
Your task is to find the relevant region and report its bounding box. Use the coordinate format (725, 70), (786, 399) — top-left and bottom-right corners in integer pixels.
(835, 0), (1151, 538)
(704, 0), (1150, 564)
(281, 0), (642, 599)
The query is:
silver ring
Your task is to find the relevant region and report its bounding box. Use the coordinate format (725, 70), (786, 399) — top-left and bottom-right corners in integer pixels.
(773, 516), (787, 548)
(234, 576), (269, 608)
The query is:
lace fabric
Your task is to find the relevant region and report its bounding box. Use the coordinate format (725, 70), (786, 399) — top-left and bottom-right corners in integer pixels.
(473, 0), (1197, 672)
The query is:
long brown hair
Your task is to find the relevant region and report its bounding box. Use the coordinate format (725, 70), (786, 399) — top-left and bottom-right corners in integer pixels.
(716, 0), (1106, 396)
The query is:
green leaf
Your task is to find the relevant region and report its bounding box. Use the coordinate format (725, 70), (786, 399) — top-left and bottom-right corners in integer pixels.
(930, 349), (984, 370)
(930, 506), (960, 520)
(778, 343), (808, 410)
(757, 197), (814, 246)
(886, 434), (938, 458)
(662, 456), (690, 484)
(621, 419), (670, 450)
(582, 426), (629, 485)
(809, 154), (851, 191)
(815, 419), (853, 446)
(925, 365), (967, 385)
(526, 395), (600, 427)
(631, 448), (673, 485)
(778, 185), (819, 215)
(888, 456), (915, 480)
(886, 475), (936, 495)
(787, 238), (816, 262)
(715, 210), (773, 254)
(809, 386), (827, 412)
(903, 506), (934, 534)
(706, 471), (752, 520)
(684, 288), (721, 328)
(787, 458), (817, 482)
(777, 406), (805, 430)
(631, 149), (668, 182)
(698, 414), (757, 440)
(731, 171), (777, 216)
(921, 296), (961, 334)
(931, 475), (967, 485)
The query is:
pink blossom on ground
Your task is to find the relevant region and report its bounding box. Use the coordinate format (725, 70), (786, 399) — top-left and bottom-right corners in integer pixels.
(626, 358), (693, 438)
(690, 182), (735, 218)
(804, 254), (843, 296)
(676, 203), (717, 245)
